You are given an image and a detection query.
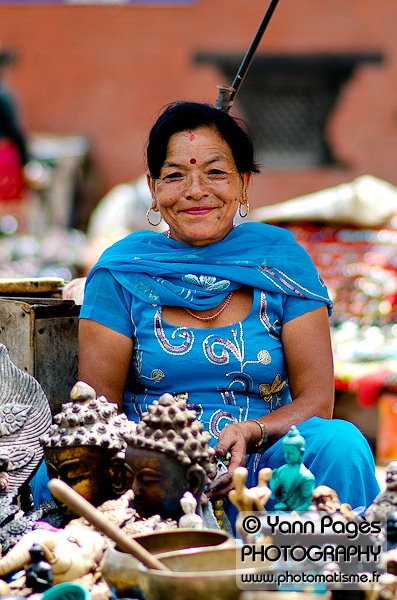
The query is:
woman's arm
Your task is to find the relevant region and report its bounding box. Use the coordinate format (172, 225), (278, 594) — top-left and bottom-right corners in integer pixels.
(206, 305), (334, 498)
(78, 318), (133, 413)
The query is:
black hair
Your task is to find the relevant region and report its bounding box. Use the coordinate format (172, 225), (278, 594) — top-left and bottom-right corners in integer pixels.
(146, 101), (261, 179)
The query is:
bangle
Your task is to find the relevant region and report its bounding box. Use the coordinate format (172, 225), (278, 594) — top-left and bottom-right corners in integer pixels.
(252, 419), (268, 451)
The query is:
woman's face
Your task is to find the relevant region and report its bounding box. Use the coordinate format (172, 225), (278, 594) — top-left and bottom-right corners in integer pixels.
(148, 126), (251, 246)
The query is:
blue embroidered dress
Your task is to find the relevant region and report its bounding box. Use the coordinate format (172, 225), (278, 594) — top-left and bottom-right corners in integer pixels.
(79, 222), (380, 511)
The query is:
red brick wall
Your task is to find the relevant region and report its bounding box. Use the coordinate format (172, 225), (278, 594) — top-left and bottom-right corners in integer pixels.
(1, 0), (396, 211)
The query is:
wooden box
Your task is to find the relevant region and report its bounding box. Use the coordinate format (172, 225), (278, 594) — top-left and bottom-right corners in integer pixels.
(0, 297), (80, 415)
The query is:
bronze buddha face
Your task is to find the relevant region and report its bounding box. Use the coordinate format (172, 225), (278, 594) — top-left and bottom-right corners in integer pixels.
(44, 445), (126, 517)
(40, 381), (136, 519)
(122, 393), (214, 522)
(125, 447), (192, 521)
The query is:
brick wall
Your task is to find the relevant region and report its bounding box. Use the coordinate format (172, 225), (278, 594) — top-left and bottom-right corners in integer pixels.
(1, 0), (396, 213)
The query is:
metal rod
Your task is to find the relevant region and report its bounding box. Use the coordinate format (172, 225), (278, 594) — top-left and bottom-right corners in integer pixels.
(215, 0), (280, 112)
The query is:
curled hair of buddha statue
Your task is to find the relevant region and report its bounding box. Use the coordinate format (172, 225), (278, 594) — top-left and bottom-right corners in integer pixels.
(121, 393), (214, 478)
(40, 381), (136, 450)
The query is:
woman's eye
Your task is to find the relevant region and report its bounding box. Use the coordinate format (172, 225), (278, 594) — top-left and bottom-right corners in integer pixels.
(208, 169), (226, 176)
(163, 172), (183, 180)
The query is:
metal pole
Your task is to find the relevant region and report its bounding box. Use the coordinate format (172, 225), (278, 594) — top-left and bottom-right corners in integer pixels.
(215, 0), (280, 112)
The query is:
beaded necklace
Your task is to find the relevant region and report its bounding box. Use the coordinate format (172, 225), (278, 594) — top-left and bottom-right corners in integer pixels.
(184, 292), (234, 322)
(165, 229), (234, 322)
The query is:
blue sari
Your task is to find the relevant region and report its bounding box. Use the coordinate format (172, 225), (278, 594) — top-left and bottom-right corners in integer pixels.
(31, 223), (380, 512)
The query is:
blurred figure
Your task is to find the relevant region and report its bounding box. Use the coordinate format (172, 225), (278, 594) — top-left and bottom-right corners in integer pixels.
(0, 45), (49, 234)
(0, 45), (29, 205)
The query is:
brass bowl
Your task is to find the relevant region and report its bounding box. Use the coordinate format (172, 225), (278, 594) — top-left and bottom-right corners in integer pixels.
(136, 546), (258, 600)
(134, 527), (232, 554)
(241, 594), (331, 600)
(101, 528), (233, 597)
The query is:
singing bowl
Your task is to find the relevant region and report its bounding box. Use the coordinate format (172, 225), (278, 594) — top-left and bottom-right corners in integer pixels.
(135, 546), (259, 600)
(133, 527), (232, 554)
(241, 594), (331, 600)
(101, 528), (234, 597)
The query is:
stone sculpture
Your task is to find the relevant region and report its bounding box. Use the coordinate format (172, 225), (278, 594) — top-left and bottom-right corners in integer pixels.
(179, 491), (204, 529)
(311, 484), (355, 521)
(0, 343), (52, 501)
(229, 466), (272, 514)
(366, 461), (397, 523)
(41, 381), (136, 521)
(0, 526), (105, 584)
(228, 466), (273, 542)
(269, 425), (316, 512)
(121, 392), (215, 522)
(24, 543), (54, 593)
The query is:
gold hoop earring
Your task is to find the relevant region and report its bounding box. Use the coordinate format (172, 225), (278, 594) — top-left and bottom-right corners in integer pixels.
(239, 190), (250, 218)
(146, 208), (162, 227)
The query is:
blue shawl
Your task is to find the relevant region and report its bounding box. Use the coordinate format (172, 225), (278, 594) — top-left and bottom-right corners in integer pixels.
(85, 222), (332, 314)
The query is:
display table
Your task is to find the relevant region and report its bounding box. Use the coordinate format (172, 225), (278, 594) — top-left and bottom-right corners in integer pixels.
(280, 221), (397, 464)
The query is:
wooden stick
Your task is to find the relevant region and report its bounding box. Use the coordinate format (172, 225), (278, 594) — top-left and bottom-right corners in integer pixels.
(48, 479), (170, 572)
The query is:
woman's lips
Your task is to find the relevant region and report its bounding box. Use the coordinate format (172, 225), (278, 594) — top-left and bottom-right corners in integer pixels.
(183, 207), (214, 214)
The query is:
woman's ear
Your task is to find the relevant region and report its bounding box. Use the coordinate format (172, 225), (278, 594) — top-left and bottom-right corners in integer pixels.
(147, 173), (158, 210)
(241, 172), (252, 191)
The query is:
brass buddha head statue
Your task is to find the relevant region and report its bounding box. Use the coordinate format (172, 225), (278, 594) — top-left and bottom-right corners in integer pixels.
(121, 393), (214, 521)
(41, 381), (136, 518)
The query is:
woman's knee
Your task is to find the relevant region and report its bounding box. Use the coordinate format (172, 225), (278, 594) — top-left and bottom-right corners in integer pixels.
(299, 416), (374, 462)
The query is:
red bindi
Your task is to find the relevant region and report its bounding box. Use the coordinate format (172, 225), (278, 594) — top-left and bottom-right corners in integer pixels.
(189, 133), (195, 141)
(190, 158), (196, 164)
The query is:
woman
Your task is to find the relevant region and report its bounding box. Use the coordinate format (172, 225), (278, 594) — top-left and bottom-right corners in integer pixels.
(78, 101), (380, 519)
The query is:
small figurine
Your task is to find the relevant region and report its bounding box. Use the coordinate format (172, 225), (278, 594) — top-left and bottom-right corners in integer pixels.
(25, 543), (53, 593)
(269, 425), (316, 512)
(386, 510), (397, 550)
(41, 381), (136, 522)
(311, 485), (356, 521)
(179, 491), (204, 529)
(229, 466), (272, 514)
(251, 467), (273, 511)
(228, 466), (273, 542)
(122, 393), (214, 522)
(0, 526), (105, 584)
(366, 461), (397, 523)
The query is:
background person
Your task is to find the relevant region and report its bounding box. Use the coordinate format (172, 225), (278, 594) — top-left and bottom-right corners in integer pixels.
(0, 46), (30, 206)
(77, 101), (380, 525)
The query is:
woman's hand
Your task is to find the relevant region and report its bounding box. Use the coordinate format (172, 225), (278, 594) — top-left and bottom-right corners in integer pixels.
(205, 421), (261, 499)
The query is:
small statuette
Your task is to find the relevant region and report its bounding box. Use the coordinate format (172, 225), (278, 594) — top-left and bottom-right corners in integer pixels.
(25, 543), (53, 593)
(178, 491), (204, 529)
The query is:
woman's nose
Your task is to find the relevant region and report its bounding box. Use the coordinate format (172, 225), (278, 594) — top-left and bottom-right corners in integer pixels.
(185, 172), (208, 199)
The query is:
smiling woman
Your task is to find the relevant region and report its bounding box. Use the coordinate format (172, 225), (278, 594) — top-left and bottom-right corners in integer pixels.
(147, 127), (250, 247)
(76, 101), (380, 531)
